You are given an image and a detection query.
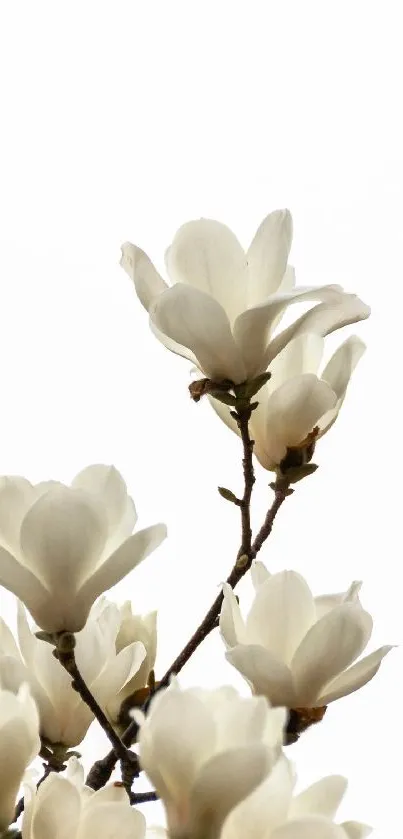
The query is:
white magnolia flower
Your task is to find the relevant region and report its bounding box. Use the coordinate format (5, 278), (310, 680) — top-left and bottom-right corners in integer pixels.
(0, 599), (146, 747)
(0, 464), (167, 632)
(220, 564), (392, 709)
(115, 601), (157, 706)
(120, 211), (370, 384)
(136, 682), (286, 839)
(0, 683), (40, 832)
(22, 756), (146, 839)
(210, 332), (366, 470)
(222, 755), (371, 839)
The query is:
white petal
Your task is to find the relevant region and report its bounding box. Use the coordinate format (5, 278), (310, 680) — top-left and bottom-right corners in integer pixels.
(20, 486), (107, 596)
(120, 242), (168, 311)
(219, 584), (247, 649)
(72, 464), (131, 532)
(233, 285), (342, 379)
(30, 775), (81, 839)
(78, 802), (146, 839)
(139, 689), (216, 805)
(222, 755), (294, 839)
(0, 476), (36, 554)
(340, 821), (372, 839)
(271, 816), (346, 839)
(166, 218), (248, 323)
(207, 395), (241, 438)
(321, 336), (366, 399)
(245, 571), (316, 663)
(290, 776), (347, 819)
(189, 745), (271, 839)
(267, 295), (370, 366)
(0, 546), (50, 623)
(291, 603), (373, 706)
(77, 524), (167, 619)
(226, 645), (296, 707)
(151, 284), (246, 382)
(258, 375), (337, 465)
(250, 560), (271, 590)
(149, 317), (200, 367)
(318, 645), (393, 705)
(0, 616), (20, 658)
(246, 210), (293, 304)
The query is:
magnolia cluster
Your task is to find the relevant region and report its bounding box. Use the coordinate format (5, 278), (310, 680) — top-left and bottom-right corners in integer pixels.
(0, 209), (391, 837)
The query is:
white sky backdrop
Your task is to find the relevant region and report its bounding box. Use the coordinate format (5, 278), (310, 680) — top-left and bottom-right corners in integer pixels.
(0, 2), (401, 837)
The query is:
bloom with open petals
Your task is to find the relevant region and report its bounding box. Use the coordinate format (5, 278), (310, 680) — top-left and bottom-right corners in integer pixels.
(0, 464), (167, 632)
(0, 598), (146, 746)
(0, 683), (40, 832)
(136, 683), (286, 839)
(210, 332), (365, 470)
(220, 564), (392, 710)
(22, 756), (146, 839)
(222, 755), (371, 839)
(120, 211), (369, 384)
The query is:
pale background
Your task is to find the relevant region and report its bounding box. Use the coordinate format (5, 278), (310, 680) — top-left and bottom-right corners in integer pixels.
(0, 2), (401, 837)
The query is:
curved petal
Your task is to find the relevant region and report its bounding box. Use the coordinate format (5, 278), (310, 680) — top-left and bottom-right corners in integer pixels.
(250, 560), (271, 590)
(207, 395), (240, 438)
(166, 218), (248, 323)
(290, 775), (347, 819)
(78, 802), (146, 839)
(151, 285), (246, 382)
(291, 603), (373, 706)
(219, 584), (247, 649)
(120, 242), (168, 311)
(260, 374), (337, 464)
(246, 209), (293, 304)
(233, 285), (342, 379)
(189, 745), (271, 839)
(19, 487), (108, 598)
(30, 775), (81, 839)
(245, 571), (316, 663)
(0, 476), (36, 554)
(318, 645), (393, 705)
(266, 294), (370, 366)
(149, 317), (200, 367)
(226, 645), (296, 707)
(222, 755), (294, 839)
(0, 616), (20, 658)
(340, 821), (372, 839)
(321, 336), (366, 399)
(77, 524), (167, 616)
(0, 546), (49, 619)
(271, 816), (346, 839)
(72, 465), (131, 533)
(139, 689), (216, 805)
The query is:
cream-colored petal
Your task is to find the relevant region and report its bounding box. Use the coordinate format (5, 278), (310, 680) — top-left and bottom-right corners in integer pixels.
(222, 755), (294, 839)
(188, 745), (271, 839)
(340, 821), (372, 839)
(72, 464), (131, 533)
(317, 646), (393, 705)
(77, 525), (167, 621)
(271, 816), (346, 839)
(219, 584), (247, 649)
(290, 776), (347, 819)
(250, 560), (271, 590)
(226, 645), (296, 707)
(166, 218), (248, 324)
(151, 284), (247, 382)
(245, 571), (316, 663)
(246, 209), (293, 304)
(120, 242), (168, 311)
(266, 295), (370, 366)
(291, 603), (373, 706)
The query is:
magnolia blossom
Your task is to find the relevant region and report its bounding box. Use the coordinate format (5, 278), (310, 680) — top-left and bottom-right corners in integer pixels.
(220, 564), (392, 709)
(120, 211), (370, 384)
(222, 755), (371, 839)
(210, 332), (365, 470)
(0, 683), (40, 832)
(115, 601), (157, 708)
(0, 599), (146, 747)
(0, 464), (167, 632)
(22, 756), (146, 839)
(136, 682), (286, 839)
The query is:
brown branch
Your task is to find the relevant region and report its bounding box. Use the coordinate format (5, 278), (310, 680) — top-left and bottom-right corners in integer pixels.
(129, 790), (159, 804)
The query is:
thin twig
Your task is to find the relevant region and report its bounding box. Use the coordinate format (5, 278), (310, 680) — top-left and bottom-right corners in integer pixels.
(84, 417), (290, 791)
(129, 790), (159, 805)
